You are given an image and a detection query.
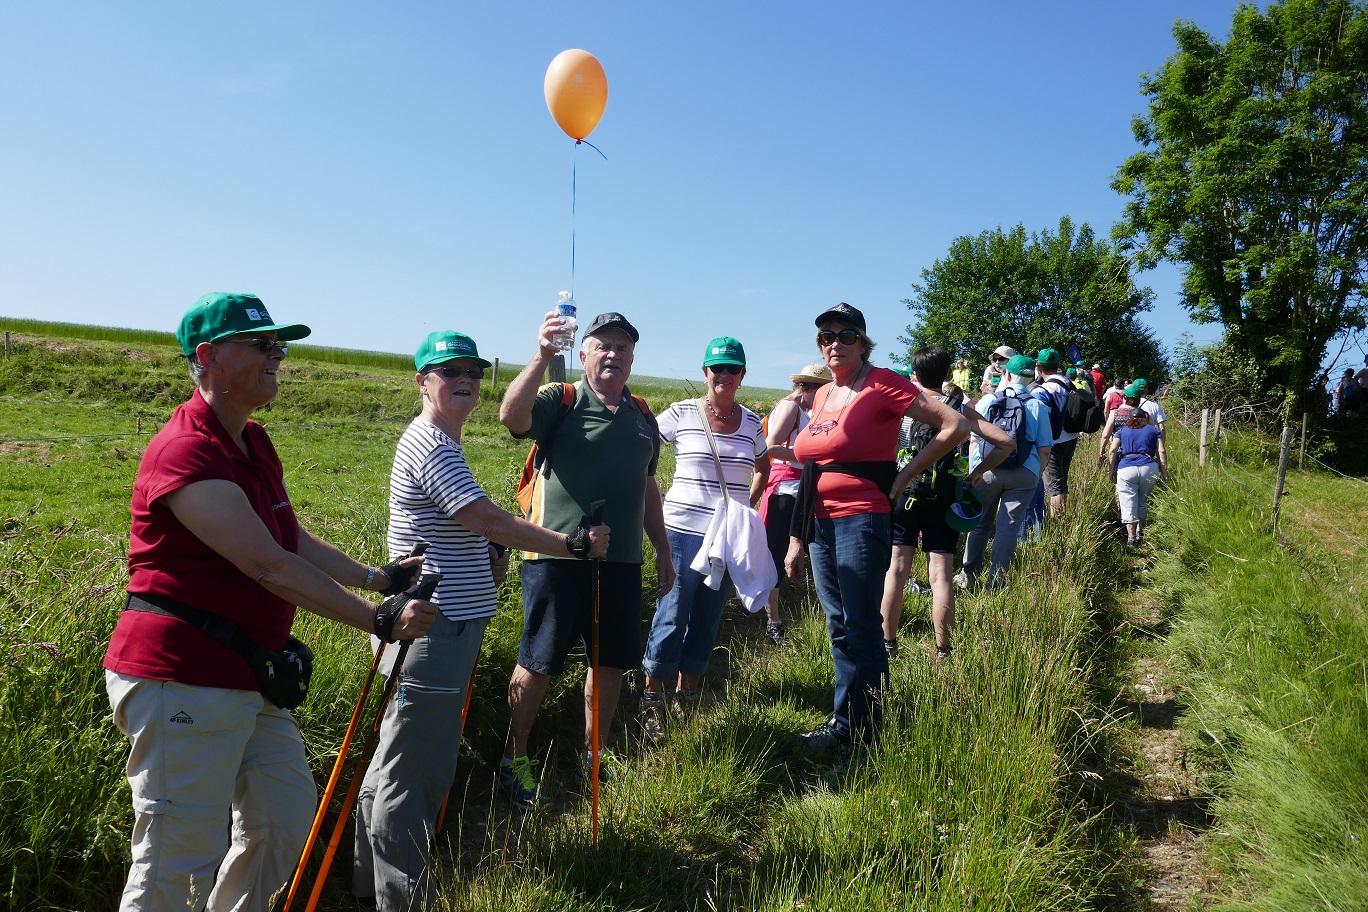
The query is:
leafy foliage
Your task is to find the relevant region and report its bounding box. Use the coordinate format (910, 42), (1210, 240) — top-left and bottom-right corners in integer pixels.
(1113, 0), (1368, 415)
(899, 217), (1167, 383)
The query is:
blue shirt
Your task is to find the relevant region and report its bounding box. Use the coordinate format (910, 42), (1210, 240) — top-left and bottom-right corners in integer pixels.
(971, 384), (1055, 477)
(1118, 424), (1161, 469)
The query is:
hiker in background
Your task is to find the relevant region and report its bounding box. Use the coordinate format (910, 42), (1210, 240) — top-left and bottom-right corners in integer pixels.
(781, 303), (971, 752)
(1090, 364), (1107, 400)
(103, 293), (438, 912)
(980, 345), (1016, 394)
(958, 354), (1054, 589)
(880, 346), (1014, 660)
(1109, 402), (1167, 546)
(752, 362), (833, 644)
(1132, 379), (1167, 434)
(353, 330), (607, 911)
(1355, 355), (1368, 395)
(640, 337), (770, 738)
(951, 358), (973, 393)
(1336, 368), (1362, 417)
(497, 311), (671, 806)
(1103, 376), (1126, 418)
(1032, 348), (1079, 517)
(1096, 384), (1147, 464)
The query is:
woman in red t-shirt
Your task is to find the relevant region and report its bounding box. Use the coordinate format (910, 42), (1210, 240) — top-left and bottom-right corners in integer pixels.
(775, 303), (971, 750)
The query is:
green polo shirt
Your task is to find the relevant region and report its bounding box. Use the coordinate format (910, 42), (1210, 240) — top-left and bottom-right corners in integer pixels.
(515, 381), (659, 564)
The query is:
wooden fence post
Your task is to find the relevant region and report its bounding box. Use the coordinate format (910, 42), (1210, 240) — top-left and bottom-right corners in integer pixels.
(1271, 425), (1293, 534)
(1199, 409), (1209, 468)
(548, 353), (566, 383)
(1212, 409), (1222, 453)
(1299, 412), (1308, 469)
(4, 332), (9, 360)
(491, 358), (500, 395)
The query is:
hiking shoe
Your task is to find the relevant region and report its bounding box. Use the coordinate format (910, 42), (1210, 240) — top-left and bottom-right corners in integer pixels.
(581, 747), (626, 783)
(953, 570), (970, 590)
(905, 578), (931, 595)
(640, 692), (666, 743)
(673, 688), (702, 714)
(765, 621), (786, 646)
(802, 719), (851, 750)
(884, 638), (899, 659)
(498, 756), (545, 809)
(935, 645), (952, 661)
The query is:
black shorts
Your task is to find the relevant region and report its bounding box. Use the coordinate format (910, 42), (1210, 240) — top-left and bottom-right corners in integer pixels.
(765, 493), (797, 576)
(1042, 437), (1079, 497)
(517, 559), (644, 676)
(890, 505), (959, 554)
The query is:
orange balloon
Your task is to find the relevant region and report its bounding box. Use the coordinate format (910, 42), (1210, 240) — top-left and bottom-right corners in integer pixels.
(544, 49), (608, 141)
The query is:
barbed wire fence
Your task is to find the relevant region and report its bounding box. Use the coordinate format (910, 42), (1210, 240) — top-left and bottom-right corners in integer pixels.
(1171, 402), (1367, 599)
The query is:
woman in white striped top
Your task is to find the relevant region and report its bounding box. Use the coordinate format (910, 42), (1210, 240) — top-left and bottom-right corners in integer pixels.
(354, 330), (607, 910)
(640, 337), (768, 721)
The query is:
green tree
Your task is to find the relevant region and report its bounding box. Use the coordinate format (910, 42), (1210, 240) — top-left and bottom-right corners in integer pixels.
(899, 216), (1166, 384)
(1113, 0), (1368, 418)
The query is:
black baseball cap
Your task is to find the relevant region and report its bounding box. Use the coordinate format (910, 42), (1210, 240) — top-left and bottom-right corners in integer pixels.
(583, 312), (640, 343)
(814, 302), (866, 333)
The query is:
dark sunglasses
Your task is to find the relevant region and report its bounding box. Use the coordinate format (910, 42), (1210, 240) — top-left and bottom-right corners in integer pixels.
(224, 337), (287, 355)
(709, 364), (743, 375)
(427, 365), (485, 380)
(817, 329), (862, 347)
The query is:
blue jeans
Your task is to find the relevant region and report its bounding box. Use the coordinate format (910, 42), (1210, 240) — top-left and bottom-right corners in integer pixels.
(642, 529), (731, 683)
(807, 512), (891, 742)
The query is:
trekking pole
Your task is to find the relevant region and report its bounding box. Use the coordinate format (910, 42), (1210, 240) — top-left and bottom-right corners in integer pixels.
(282, 541), (427, 912)
(587, 499), (605, 844)
(304, 571), (442, 912)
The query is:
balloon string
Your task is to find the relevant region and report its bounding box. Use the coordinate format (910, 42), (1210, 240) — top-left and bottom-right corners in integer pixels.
(571, 142), (577, 298)
(575, 138), (608, 161)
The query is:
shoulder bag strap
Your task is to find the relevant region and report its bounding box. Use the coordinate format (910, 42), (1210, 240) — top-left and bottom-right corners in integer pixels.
(697, 398), (731, 505)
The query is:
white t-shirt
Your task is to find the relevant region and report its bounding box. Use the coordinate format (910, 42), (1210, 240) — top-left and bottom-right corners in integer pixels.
(1139, 397), (1167, 427)
(387, 419), (497, 622)
(659, 400), (767, 535)
(773, 406), (809, 497)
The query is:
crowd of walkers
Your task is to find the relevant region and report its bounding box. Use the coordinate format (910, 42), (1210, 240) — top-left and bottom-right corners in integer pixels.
(101, 293), (1169, 911)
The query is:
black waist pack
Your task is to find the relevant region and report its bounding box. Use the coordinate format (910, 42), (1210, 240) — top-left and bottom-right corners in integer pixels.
(123, 592), (314, 710)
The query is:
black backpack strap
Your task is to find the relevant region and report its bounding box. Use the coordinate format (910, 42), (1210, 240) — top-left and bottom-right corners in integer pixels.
(124, 592), (263, 664)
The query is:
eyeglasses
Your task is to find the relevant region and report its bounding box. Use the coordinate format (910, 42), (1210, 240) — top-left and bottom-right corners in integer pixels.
(709, 364), (743, 375)
(427, 366), (485, 380)
(990, 355), (1005, 363)
(817, 329), (862, 347)
(223, 337), (287, 355)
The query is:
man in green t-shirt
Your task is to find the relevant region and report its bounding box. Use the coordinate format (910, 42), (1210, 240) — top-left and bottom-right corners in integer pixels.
(495, 310), (674, 806)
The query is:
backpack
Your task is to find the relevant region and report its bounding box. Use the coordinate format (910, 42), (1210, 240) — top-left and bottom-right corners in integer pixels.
(897, 393), (964, 509)
(983, 388), (1032, 469)
(514, 382), (653, 516)
(1039, 374), (1102, 435)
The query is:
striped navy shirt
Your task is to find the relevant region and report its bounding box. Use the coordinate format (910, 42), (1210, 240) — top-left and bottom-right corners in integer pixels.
(387, 419), (497, 622)
(659, 400), (766, 535)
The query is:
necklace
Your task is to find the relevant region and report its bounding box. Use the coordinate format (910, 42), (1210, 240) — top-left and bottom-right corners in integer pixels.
(809, 363), (866, 435)
(705, 397), (737, 421)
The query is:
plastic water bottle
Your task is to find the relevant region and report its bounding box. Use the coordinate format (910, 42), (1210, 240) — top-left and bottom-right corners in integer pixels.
(552, 291), (577, 352)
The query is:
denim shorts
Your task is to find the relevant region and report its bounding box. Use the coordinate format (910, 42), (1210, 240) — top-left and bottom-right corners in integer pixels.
(517, 559), (644, 676)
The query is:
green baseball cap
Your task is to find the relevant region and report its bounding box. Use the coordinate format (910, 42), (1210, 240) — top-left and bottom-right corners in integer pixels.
(1134, 378), (1149, 390)
(1004, 354), (1036, 377)
(415, 330), (491, 372)
(702, 336), (746, 368)
(1036, 347), (1062, 366)
(1123, 383), (1142, 397)
(892, 366), (912, 380)
(176, 293), (311, 357)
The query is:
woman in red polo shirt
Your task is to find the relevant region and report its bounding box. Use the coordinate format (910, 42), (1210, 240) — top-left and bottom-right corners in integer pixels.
(102, 293), (437, 912)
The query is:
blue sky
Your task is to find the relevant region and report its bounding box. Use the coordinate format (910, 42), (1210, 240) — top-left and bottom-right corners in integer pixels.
(1, 1), (1246, 389)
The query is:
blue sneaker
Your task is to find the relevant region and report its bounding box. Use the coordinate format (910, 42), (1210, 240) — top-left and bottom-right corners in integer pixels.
(498, 756), (546, 809)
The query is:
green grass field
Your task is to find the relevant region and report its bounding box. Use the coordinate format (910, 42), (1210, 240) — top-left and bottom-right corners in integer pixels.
(3, 325), (1366, 911)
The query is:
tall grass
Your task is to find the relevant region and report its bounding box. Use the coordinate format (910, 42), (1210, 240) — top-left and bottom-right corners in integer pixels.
(1146, 425), (1368, 909)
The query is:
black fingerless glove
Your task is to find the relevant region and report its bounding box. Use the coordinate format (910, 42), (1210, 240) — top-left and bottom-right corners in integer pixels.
(373, 593), (408, 643)
(565, 514), (593, 559)
(378, 558), (421, 596)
